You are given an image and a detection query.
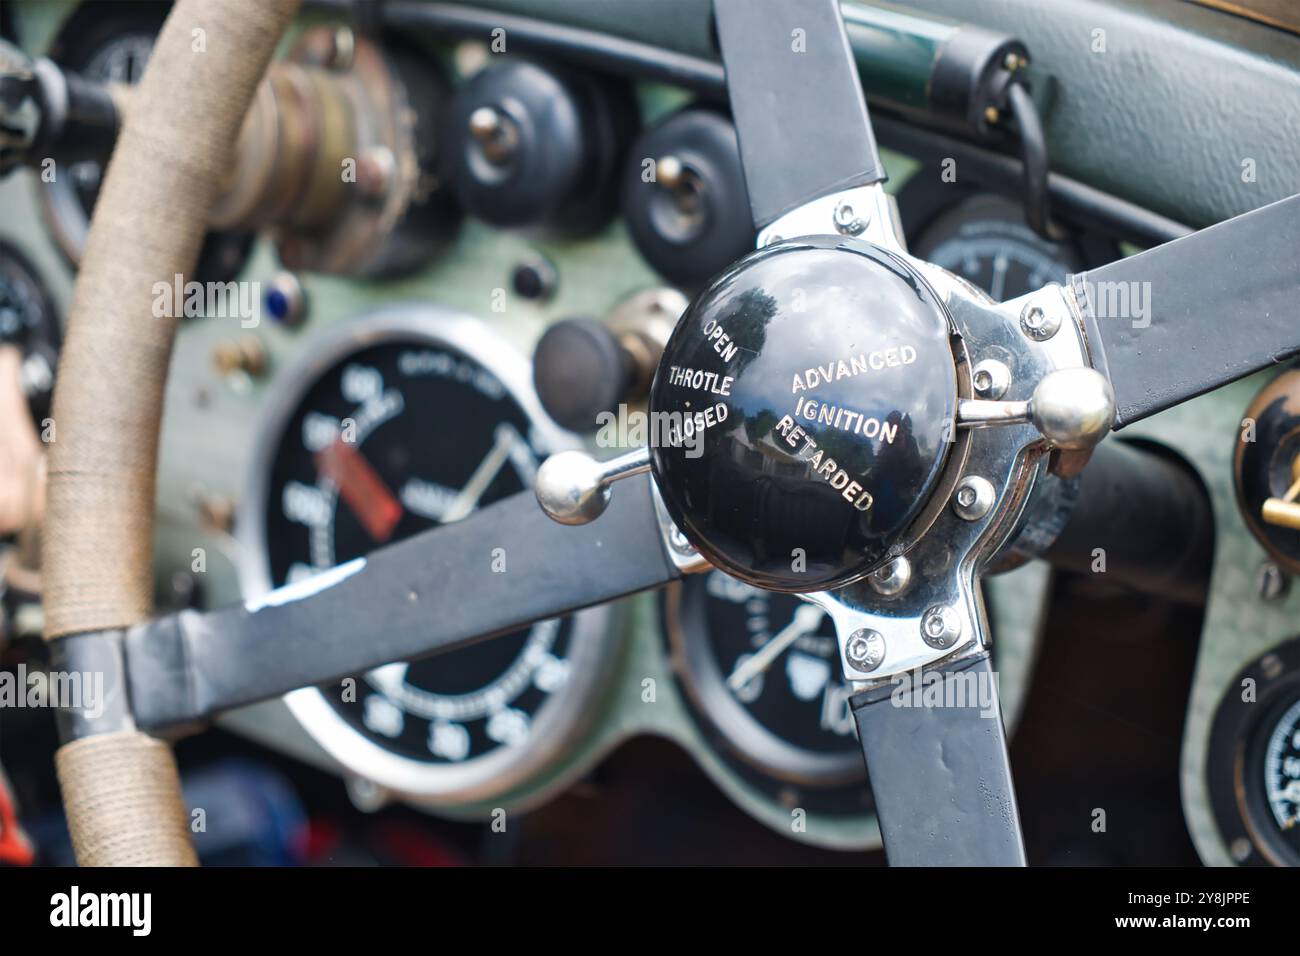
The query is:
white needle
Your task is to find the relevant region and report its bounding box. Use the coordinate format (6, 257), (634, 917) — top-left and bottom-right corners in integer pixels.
(441, 424), (523, 523)
(726, 603), (826, 693)
(990, 253), (1009, 302)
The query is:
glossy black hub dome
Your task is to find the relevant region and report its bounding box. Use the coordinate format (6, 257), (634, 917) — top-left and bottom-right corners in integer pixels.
(649, 236), (958, 592)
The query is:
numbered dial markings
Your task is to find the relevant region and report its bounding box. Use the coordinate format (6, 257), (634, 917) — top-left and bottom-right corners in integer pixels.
(665, 570), (870, 810)
(1259, 696), (1300, 858)
(263, 339), (576, 767)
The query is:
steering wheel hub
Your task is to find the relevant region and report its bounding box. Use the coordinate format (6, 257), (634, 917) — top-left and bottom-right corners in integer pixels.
(649, 237), (958, 591)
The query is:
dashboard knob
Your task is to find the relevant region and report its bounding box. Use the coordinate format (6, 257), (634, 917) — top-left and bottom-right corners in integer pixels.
(1236, 367), (1300, 574)
(622, 107), (755, 288)
(533, 318), (632, 433)
(446, 60), (637, 235)
(648, 237), (958, 592)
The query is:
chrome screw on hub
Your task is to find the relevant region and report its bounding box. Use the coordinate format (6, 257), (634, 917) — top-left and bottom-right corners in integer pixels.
(845, 628), (887, 672)
(1020, 303), (1060, 341)
(920, 605), (962, 650)
(952, 476), (996, 521)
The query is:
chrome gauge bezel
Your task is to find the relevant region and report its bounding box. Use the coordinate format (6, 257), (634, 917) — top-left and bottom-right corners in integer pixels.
(237, 304), (616, 806)
(1207, 634), (1300, 867)
(663, 578), (866, 790)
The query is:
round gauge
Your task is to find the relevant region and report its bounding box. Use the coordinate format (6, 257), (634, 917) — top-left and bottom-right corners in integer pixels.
(1208, 636), (1300, 866)
(0, 240), (59, 425)
(1258, 697), (1300, 855)
(40, 2), (251, 281)
(912, 194), (1085, 302)
(240, 307), (614, 805)
(663, 570), (872, 821)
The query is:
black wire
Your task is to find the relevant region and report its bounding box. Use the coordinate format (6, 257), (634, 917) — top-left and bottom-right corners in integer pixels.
(872, 113), (1191, 247)
(1007, 82), (1070, 242)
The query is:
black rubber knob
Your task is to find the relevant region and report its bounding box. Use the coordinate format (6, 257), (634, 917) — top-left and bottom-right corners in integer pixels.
(446, 60), (637, 236)
(1235, 367), (1300, 575)
(622, 107), (755, 288)
(533, 318), (632, 433)
(649, 237), (958, 592)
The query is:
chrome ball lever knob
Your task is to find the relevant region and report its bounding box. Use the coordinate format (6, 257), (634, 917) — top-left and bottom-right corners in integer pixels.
(958, 367), (1115, 451)
(535, 447), (651, 525)
(1029, 367), (1115, 450)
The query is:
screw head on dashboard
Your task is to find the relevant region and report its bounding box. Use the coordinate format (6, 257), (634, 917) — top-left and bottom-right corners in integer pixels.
(511, 255), (557, 302)
(1256, 561), (1290, 602)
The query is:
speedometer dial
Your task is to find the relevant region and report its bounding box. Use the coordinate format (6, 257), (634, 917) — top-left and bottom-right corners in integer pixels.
(240, 307), (614, 805)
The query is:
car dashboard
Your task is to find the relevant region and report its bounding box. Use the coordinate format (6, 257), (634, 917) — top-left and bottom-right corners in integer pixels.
(1, 0), (1300, 869)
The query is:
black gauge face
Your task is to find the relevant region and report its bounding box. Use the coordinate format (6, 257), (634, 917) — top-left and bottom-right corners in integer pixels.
(0, 241), (59, 424)
(913, 194), (1083, 302)
(1256, 695), (1300, 857)
(666, 570), (870, 816)
(1208, 637), (1300, 866)
(262, 337), (580, 767)
(697, 572), (857, 753)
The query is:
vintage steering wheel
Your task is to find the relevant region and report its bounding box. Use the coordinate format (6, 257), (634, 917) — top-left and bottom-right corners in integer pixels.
(43, 0), (1300, 865)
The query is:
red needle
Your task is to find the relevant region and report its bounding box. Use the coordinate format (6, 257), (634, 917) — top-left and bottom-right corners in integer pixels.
(314, 438), (404, 544)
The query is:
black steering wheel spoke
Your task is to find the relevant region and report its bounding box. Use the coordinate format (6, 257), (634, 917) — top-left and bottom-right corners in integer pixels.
(696, 0), (1029, 868)
(1072, 192), (1300, 428)
(851, 649), (1026, 866)
(714, 0), (888, 237)
(108, 474), (682, 731)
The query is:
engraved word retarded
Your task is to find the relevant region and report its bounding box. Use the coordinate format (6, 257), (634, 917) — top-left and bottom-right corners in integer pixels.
(773, 415), (875, 512)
